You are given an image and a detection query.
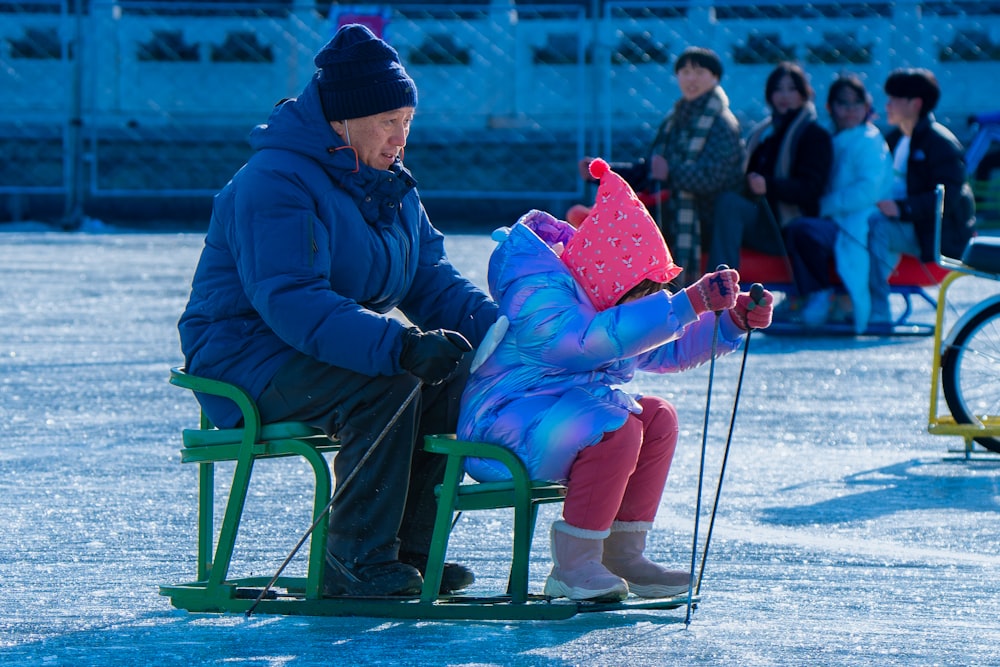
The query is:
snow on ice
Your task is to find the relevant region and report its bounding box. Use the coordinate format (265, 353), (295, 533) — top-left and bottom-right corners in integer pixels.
(1, 228), (998, 666)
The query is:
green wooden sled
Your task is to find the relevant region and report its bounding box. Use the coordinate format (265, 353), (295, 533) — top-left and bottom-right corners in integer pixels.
(160, 368), (693, 620)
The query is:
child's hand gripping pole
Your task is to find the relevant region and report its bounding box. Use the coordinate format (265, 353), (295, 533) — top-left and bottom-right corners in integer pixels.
(731, 283), (773, 331)
(684, 265), (740, 316)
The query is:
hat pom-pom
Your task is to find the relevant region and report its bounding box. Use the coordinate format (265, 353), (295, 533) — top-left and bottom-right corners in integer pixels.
(588, 158), (609, 180)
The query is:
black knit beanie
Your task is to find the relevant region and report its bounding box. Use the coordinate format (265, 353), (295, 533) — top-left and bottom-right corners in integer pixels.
(314, 24), (418, 121)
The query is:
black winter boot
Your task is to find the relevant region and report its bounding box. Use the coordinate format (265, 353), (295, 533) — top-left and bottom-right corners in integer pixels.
(399, 551), (474, 594)
(322, 553), (423, 597)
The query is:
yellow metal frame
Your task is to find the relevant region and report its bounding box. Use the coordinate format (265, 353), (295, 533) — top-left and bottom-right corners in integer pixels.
(926, 183), (1000, 458)
(925, 271), (993, 455)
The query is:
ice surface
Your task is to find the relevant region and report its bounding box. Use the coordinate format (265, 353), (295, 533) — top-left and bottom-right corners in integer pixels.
(1, 229), (998, 666)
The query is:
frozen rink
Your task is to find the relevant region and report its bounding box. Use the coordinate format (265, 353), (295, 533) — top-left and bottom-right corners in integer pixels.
(1, 227), (999, 666)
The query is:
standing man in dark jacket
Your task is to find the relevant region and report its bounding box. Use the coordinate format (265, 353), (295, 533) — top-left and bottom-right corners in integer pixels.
(178, 24), (498, 597)
(572, 47), (745, 285)
(867, 68), (976, 328)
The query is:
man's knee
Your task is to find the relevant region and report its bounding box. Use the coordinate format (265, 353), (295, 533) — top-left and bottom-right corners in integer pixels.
(382, 372), (422, 402)
(325, 371), (422, 442)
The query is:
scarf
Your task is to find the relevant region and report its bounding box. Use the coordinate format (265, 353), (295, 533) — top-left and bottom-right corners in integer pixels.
(650, 86), (727, 285)
(746, 102), (818, 226)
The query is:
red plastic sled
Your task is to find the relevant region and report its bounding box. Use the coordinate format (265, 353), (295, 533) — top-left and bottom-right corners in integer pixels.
(732, 249), (948, 336)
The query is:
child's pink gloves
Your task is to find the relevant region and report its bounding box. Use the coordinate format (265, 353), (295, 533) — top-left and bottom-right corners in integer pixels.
(730, 289), (775, 330)
(684, 268), (740, 316)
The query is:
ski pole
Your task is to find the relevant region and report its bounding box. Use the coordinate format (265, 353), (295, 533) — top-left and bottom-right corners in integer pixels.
(696, 283), (765, 595)
(756, 198), (800, 293)
(246, 380), (424, 617)
(685, 265), (730, 627)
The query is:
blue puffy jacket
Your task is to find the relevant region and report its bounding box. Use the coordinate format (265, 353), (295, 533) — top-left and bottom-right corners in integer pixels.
(179, 77), (497, 427)
(457, 212), (744, 482)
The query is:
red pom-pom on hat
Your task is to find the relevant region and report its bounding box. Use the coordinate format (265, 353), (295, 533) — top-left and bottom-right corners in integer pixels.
(588, 158), (609, 180)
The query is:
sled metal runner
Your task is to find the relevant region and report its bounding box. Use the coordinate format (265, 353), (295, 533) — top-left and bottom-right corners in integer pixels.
(162, 369), (694, 620)
(160, 582), (692, 620)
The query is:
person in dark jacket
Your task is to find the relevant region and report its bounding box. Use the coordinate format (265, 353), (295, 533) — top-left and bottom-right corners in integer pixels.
(570, 47), (745, 285)
(708, 61), (834, 271)
(867, 68), (976, 328)
(177, 24), (498, 598)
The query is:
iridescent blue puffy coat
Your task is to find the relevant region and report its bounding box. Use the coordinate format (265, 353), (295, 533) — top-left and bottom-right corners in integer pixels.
(457, 211), (744, 482)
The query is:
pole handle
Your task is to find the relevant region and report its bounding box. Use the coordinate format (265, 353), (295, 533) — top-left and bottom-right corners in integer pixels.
(747, 283), (765, 310)
(711, 264), (731, 316)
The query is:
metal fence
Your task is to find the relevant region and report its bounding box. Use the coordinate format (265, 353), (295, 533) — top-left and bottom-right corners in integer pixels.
(2, 0), (999, 227)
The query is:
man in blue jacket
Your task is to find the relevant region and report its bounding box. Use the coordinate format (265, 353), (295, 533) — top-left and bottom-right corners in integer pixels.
(178, 24), (498, 597)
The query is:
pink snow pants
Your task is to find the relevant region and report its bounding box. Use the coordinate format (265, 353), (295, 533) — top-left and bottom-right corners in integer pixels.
(562, 396), (679, 531)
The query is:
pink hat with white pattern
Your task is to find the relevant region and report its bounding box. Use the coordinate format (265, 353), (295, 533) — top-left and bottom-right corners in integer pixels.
(562, 158), (681, 310)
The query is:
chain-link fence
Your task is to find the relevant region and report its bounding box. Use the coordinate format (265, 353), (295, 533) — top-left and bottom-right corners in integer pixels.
(2, 0), (999, 227)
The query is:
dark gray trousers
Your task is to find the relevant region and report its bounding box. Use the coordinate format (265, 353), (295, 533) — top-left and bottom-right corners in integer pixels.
(257, 351), (471, 567)
(708, 190), (786, 270)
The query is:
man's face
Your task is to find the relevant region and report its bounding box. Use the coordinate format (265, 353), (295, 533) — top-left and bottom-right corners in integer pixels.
(332, 107), (415, 171)
(675, 63), (719, 102)
(885, 95), (921, 127)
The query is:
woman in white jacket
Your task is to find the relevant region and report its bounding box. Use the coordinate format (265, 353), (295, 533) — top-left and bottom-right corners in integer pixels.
(782, 75), (894, 332)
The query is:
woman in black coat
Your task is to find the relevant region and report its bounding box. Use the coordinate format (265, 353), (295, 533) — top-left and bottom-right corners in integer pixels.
(707, 61), (833, 271)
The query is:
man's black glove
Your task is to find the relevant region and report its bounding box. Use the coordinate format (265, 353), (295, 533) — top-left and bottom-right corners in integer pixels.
(399, 328), (473, 385)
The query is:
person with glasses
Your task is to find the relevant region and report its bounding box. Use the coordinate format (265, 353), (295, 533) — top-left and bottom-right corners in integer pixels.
(866, 68), (976, 331)
(779, 75), (893, 331)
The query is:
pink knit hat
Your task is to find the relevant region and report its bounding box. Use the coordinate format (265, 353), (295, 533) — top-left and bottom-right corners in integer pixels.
(562, 158), (681, 310)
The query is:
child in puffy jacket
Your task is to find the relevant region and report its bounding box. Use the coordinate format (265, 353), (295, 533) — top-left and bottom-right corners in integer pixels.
(457, 159), (774, 602)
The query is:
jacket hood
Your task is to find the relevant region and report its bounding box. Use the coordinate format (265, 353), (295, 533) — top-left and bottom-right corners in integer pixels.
(487, 210), (577, 300)
(247, 76), (417, 226)
(249, 77), (347, 166)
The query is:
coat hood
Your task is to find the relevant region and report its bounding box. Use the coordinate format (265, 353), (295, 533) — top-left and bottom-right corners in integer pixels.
(247, 77), (417, 227)
(487, 209), (578, 301)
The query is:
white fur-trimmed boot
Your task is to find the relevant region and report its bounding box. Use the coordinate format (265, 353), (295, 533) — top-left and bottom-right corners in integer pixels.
(602, 521), (689, 598)
(543, 520), (628, 602)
